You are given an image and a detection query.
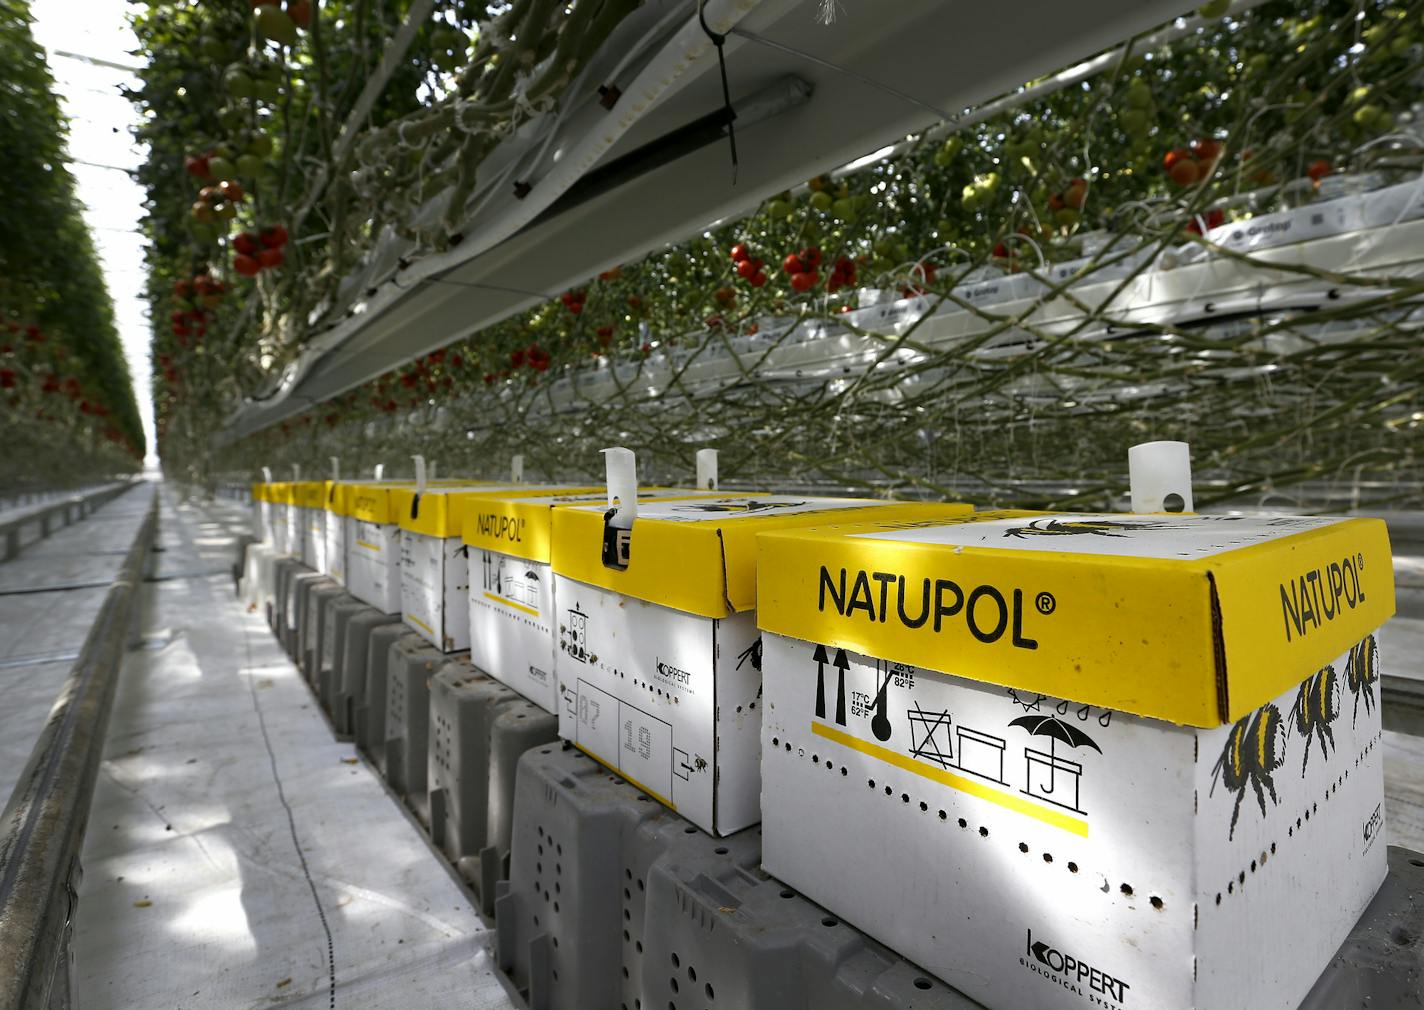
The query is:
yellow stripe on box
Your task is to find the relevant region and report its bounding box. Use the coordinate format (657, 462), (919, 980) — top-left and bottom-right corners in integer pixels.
(407, 614), (435, 636)
(484, 591), (540, 618)
(354, 540), (381, 551)
(811, 721), (1089, 838)
(573, 744), (675, 808)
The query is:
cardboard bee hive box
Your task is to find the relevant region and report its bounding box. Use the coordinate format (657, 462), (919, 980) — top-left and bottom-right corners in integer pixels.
(458, 487), (727, 714)
(393, 483), (581, 652)
(341, 482), (411, 613)
(292, 481), (329, 570)
(756, 511), (1394, 1010)
(549, 493), (973, 835)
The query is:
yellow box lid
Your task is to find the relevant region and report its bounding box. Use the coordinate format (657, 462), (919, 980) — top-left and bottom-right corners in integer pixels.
(291, 481), (328, 509)
(265, 481), (293, 505)
(251, 482), (268, 502)
(394, 485), (592, 539)
(757, 511), (1395, 727)
(552, 497), (975, 619)
(461, 488), (727, 563)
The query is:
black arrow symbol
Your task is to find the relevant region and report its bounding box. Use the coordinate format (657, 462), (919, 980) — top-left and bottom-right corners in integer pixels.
(834, 648), (849, 726)
(813, 643), (828, 719)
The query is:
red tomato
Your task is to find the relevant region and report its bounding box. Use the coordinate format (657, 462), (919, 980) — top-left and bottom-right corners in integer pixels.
(257, 247), (284, 269)
(782, 253), (805, 275)
(730, 243), (750, 262)
(286, 0), (312, 28)
(790, 270), (819, 292)
(1306, 159), (1331, 181)
(260, 224), (289, 248)
(233, 254), (260, 277)
(233, 232), (259, 256)
(737, 259), (759, 280)
(749, 272), (767, 288)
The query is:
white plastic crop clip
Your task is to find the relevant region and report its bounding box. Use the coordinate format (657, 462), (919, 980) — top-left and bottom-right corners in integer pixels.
(261, 466), (272, 483)
(511, 454), (525, 484)
(696, 448), (719, 491)
(329, 457), (340, 502)
(1128, 440), (1193, 514)
(601, 446), (637, 570)
(410, 454), (428, 519)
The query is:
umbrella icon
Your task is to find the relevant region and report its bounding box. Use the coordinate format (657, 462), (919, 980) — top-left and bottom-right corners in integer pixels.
(1010, 715), (1101, 793)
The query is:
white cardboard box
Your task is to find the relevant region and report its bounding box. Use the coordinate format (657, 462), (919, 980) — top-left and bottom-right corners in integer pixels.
(461, 488), (712, 714)
(394, 484), (561, 652)
(341, 483), (407, 613)
(756, 511), (1395, 1010)
(550, 495), (972, 834)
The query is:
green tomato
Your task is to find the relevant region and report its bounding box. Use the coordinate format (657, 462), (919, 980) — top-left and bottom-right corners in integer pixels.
(218, 108), (246, 132)
(200, 37), (229, 62)
(1196, 0), (1230, 18)
(207, 156), (237, 182)
(1120, 107), (1151, 137)
(809, 190), (833, 212)
(236, 153), (265, 178)
(252, 78), (283, 104)
(831, 198), (857, 221)
(246, 133), (274, 158)
(224, 66), (255, 101)
(1124, 78), (1154, 109)
(766, 198), (794, 219)
(1054, 207), (1081, 228)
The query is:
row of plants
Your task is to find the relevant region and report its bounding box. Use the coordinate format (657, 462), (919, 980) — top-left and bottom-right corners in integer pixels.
(133, 1), (1423, 502)
(1, 1), (145, 488)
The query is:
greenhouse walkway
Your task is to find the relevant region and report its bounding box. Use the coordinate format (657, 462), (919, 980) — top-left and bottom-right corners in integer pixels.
(37, 486), (513, 1009)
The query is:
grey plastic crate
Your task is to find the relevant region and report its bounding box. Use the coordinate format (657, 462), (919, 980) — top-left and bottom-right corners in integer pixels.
(355, 626), (420, 754)
(318, 595), (366, 718)
(232, 533), (257, 590)
(494, 744), (762, 1010)
(428, 660), (558, 912)
(496, 746), (1424, 1010)
(303, 581), (345, 682)
(1298, 846), (1424, 1008)
(288, 571), (328, 663)
(381, 637), (456, 825)
(334, 611), (401, 736)
(271, 558), (311, 644)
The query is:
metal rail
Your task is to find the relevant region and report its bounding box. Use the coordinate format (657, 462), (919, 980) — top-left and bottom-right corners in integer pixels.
(0, 483), (136, 562)
(0, 488), (157, 1009)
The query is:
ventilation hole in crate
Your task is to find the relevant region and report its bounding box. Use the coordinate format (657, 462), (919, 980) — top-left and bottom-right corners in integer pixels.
(1150, 896), (1164, 911)
(1412, 860), (1424, 868)
(537, 862), (543, 874)
(553, 936), (559, 948)
(1120, 883), (1133, 897)
(684, 826), (697, 834)
(534, 915), (540, 926)
(780, 888), (795, 899)
(555, 882), (561, 894)
(1270, 842), (1277, 855)
(914, 977), (933, 990)
(625, 887), (632, 900)
(812, 754), (819, 764)
(637, 941), (644, 953)
(1019, 843), (1029, 853)
(624, 909), (631, 921)
(553, 900), (560, 912)
(840, 767), (848, 777)
(868, 779), (875, 789)
(670, 977), (679, 993)
(557, 843), (563, 855)
(1067, 862), (1078, 874)
(937, 809), (947, 820)
(884, 786), (892, 797)
(704, 982), (715, 1000)
(552, 969), (559, 981)
(638, 879), (645, 891)
(626, 868), (632, 880)
(688, 966), (697, 982)
(901, 793), (910, 804)
(771, 737), (778, 747)
(1250, 860), (1257, 873)
(821, 917), (839, 927)
(538, 844), (544, 855)
(1227, 882), (1234, 895)
(784, 742), (791, 752)
(715, 847), (728, 855)
(624, 929), (631, 941)
(671, 953), (681, 968)
(919, 801), (928, 812)
(1238, 871), (1245, 885)
(541, 749), (551, 755)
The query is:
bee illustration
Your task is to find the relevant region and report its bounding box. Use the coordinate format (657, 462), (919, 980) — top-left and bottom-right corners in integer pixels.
(673, 500), (807, 514)
(1345, 635), (1380, 726)
(1210, 703), (1286, 841)
(1001, 518), (1183, 539)
(1292, 665), (1340, 775)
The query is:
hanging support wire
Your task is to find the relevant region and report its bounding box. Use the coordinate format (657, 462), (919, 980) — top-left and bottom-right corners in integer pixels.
(698, 0), (739, 183)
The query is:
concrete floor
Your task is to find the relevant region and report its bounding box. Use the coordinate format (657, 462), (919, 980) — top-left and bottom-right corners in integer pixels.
(1, 486), (1422, 1006)
(56, 487), (513, 1010)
